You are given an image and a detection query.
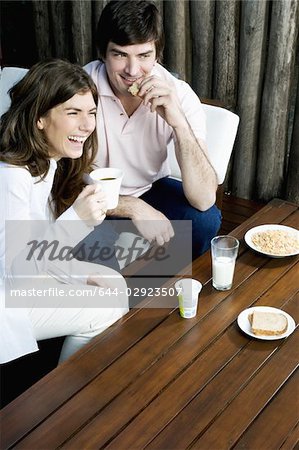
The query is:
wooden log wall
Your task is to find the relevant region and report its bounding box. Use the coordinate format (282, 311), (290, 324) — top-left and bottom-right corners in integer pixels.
(3, 0), (299, 204)
(232, 1), (268, 199)
(256, 1), (298, 201)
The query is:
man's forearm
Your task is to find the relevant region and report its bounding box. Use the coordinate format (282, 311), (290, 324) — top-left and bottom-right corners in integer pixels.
(106, 195), (174, 245)
(106, 195), (146, 218)
(174, 122), (217, 211)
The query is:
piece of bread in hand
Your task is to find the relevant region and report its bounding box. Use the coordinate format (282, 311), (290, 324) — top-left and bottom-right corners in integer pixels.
(248, 310), (288, 336)
(128, 82), (140, 96)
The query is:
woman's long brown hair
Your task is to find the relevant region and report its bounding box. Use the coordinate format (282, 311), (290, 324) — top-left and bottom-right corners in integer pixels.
(0, 58), (98, 218)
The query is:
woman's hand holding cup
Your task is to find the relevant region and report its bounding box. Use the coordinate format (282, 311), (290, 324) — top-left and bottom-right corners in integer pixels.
(73, 184), (107, 227)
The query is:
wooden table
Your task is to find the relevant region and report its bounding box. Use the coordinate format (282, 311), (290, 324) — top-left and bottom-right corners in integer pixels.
(1, 198), (298, 449)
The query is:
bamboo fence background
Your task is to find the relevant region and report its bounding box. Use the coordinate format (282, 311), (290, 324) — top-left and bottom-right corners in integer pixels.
(1, 0), (299, 203)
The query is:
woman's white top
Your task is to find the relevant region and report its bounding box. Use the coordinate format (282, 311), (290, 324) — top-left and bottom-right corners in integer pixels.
(0, 160), (93, 363)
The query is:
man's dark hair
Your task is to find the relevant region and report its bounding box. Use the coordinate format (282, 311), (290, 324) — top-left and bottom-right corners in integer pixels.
(96, 0), (164, 62)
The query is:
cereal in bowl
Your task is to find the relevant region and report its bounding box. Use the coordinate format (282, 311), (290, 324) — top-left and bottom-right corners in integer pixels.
(251, 229), (299, 255)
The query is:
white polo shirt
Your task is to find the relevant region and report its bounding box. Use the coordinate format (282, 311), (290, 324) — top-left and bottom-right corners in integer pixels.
(85, 61), (206, 197)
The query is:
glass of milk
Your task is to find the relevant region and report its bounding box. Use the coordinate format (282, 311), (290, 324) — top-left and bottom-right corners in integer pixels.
(211, 236), (239, 290)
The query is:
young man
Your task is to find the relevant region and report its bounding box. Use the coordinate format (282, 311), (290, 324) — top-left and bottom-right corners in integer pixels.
(85, 0), (221, 258)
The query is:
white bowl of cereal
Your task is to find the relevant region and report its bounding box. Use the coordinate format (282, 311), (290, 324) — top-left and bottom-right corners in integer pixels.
(244, 224), (299, 257)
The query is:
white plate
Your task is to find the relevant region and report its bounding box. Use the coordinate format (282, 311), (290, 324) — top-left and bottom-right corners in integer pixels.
(244, 224), (299, 258)
(237, 306), (296, 340)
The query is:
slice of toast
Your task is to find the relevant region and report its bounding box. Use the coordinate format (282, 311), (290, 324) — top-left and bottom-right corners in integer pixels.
(128, 82), (140, 96)
(248, 310), (288, 336)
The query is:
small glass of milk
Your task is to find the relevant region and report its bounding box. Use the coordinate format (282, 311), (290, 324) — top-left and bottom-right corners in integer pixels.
(211, 236), (239, 290)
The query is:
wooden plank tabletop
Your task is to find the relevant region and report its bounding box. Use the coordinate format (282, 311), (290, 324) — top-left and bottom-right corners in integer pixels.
(1, 198), (298, 450)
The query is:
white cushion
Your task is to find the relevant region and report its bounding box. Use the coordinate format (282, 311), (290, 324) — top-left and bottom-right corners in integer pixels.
(115, 232), (150, 270)
(0, 67), (29, 117)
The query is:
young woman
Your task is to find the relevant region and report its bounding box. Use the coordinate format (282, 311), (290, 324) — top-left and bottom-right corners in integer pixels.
(0, 59), (128, 364)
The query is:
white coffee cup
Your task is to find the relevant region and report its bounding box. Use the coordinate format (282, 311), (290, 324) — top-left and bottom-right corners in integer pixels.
(89, 168), (123, 209)
(175, 278), (202, 319)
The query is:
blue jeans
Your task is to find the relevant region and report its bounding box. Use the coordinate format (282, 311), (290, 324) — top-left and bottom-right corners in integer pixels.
(72, 221), (121, 271)
(140, 177), (222, 258)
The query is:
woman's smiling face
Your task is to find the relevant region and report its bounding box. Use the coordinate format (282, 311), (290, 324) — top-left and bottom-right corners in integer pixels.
(37, 91), (97, 160)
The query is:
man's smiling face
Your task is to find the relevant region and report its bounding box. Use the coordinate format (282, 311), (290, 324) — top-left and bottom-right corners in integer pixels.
(104, 41), (157, 98)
